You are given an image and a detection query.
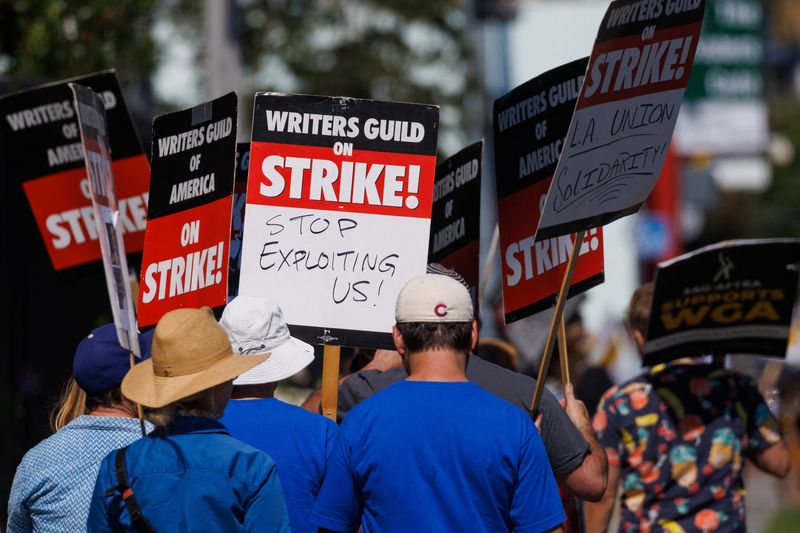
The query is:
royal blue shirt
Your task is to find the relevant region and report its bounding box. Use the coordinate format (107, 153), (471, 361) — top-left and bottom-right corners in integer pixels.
(221, 398), (338, 533)
(87, 415), (290, 532)
(312, 380), (566, 533)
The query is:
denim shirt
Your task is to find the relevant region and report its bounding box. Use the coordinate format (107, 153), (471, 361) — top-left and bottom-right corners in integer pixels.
(7, 416), (149, 533)
(87, 415), (290, 532)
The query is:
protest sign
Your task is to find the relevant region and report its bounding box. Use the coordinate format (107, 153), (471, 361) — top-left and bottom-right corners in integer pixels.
(535, 0), (705, 240)
(494, 58), (605, 324)
(644, 239), (800, 366)
(71, 83), (140, 356)
(0, 70), (149, 270)
(239, 93), (439, 349)
(428, 141), (482, 295)
(137, 93), (237, 327)
(229, 142), (250, 299)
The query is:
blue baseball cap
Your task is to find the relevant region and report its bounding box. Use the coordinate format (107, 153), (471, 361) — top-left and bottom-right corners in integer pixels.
(73, 324), (154, 396)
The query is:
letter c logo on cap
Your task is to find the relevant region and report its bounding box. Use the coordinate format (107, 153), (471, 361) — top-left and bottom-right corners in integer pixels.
(434, 304), (448, 317)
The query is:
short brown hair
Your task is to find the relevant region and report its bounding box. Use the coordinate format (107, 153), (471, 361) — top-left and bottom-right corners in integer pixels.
(396, 322), (472, 356)
(627, 282), (654, 335)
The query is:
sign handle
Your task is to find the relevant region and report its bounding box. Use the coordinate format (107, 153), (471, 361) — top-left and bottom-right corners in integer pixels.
(531, 230), (586, 414)
(479, 223), (500, 307)
(558, 315), (571, 387)
(128, 351), (147, 436)
(321, 344), (341, 422)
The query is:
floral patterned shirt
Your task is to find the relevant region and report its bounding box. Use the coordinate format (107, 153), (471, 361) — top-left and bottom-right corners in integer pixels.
(594, 362), (782, 533)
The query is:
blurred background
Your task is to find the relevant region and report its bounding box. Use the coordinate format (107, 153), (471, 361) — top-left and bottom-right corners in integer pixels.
(1, 1), (800, 530)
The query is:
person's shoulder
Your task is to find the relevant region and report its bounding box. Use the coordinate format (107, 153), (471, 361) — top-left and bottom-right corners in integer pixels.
(468, 355), (533, 387)
(273, 399), (339, 430)
(598, 372), (650, 410)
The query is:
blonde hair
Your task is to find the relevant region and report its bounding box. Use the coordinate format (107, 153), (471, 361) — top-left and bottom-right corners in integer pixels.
(146, 391), (207, 427)
(49, 377), (88, 432)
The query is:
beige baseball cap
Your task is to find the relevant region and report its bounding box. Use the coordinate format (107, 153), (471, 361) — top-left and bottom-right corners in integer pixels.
(395, 274), (474, 323)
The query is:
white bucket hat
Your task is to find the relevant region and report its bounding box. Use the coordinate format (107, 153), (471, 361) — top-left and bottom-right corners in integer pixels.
(219, 296), (314, 385)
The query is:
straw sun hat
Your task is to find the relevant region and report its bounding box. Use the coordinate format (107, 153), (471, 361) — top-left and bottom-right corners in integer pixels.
(122, 307), (268, 408)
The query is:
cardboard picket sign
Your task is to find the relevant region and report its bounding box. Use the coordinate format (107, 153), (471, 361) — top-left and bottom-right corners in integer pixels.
(71, 83), (140, 356)
(428, 141), (482, 296)
(137, 93), (238, 327)
(644, 239), (800, 366)
(239, 93), (439, 349)
(493, 58), (605, 324)
(0, 70), (150, 270)
(228, 142), (250, 299)
(535, 0), (705, 240)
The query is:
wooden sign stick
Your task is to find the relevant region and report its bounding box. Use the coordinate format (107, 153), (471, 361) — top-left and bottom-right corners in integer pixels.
(321, 343), (341, 423)
(558, 315), (571, 387)
(128, 351), (147, 436)
(531, 230), (586, 413)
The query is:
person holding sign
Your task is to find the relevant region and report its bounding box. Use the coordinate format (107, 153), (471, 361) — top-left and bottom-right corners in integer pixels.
(327, 265), (608, 503)
(219, 295), (338, 533)
(7, 325), (153, 533)
(584, 284), (791, 533)
(311, 274), (566, 532)
(87, 308), (290, 532)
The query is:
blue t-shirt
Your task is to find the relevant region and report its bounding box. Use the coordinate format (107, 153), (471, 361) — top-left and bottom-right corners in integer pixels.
(312, 380), (565, 533)
(222, 398), (338, 533)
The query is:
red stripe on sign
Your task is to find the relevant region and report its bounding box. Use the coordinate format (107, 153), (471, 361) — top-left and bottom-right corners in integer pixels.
(21, 154), (150, 270)
(497, 180), (604, 315)
(137, 196), (232, 327)
(576, 22), (702, 109)
(246, 142), (435, 219)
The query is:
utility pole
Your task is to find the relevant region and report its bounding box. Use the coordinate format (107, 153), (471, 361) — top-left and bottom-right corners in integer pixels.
(204, 0), (246, 139)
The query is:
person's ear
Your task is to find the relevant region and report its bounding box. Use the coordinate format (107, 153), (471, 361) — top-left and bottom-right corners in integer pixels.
(470, 320), (479, 352)
(392, 325), (406, 356)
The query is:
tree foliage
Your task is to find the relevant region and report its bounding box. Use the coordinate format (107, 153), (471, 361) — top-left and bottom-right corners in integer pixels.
(165, 0), (473, 152)
(0, 0), (156, 88)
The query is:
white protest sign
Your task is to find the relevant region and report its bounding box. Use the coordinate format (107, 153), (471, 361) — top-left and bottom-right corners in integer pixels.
(70, 83), (140, 356)
(239, 93), (439, 348)
(536, 0), (706, 240)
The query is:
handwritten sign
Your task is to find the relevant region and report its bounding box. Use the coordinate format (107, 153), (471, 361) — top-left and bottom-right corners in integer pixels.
(536, 0), (705, 240)
(0, 70), (149, 270)
(228, 142), (250, 299)
(137, 93), (237, 327)
(428, 141), (482, 294)
(494, 59), (605, 323)
(71, 83), (140, 356)
(239, 93), (439, 348)
(644, 239), (800, 366)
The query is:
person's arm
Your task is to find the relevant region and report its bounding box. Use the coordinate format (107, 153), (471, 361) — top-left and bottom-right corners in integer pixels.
(556, 384), (608, 502)
(7, 459), (33, 533)
(311, 430), (362, 533)
(583, 460), (620, 533)
(739, 376), (790, 478)
(750, 439), (790, 477)
(245, 459), (291, 532)
(300, 374), (351, 415)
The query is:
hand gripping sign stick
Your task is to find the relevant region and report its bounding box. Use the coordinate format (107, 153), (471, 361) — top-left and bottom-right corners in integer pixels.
(319, 330), (341, 422)
(531, 230), (585, 414)
(557, 315), (571, 387)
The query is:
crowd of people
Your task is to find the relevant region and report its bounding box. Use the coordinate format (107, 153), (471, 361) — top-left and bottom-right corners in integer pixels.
(6, 269), (792, 532)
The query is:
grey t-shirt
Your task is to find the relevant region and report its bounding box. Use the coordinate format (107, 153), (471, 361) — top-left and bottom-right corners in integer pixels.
(337, 355), (590, 478)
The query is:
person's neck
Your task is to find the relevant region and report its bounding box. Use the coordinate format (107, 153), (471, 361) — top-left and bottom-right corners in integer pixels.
(406, 349), (468, 382)
(87, 405), (134, 418)
(231, 383), (278, 400)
